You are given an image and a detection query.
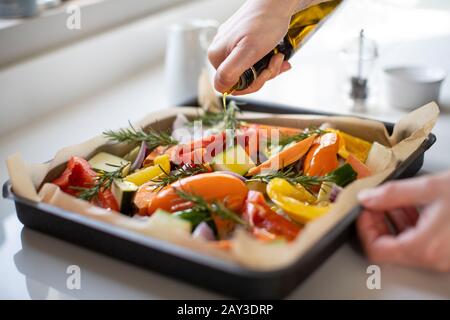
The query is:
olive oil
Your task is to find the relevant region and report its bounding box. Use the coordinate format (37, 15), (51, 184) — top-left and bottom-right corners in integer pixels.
(230, 0), (342, 92)
(222, 92), (228, 111)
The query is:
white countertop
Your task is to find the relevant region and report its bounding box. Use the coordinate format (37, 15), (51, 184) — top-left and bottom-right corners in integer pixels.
(1, 0), (450, 299)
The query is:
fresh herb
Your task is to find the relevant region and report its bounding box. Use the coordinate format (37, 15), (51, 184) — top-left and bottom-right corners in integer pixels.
(175, 189), (248, 226)
(189, 101), (241, 131)
(189, 111), (224, 127)
(103, 122), (178, 151)
(173, 208), (211, 229)
(151, 164), (209, 191)
(248, 163), (358, 190)
(72, 162), (128, 201)
(248, 164), (329, 190)
(223, 102), (241, 131)
(278, 128), (325, 147)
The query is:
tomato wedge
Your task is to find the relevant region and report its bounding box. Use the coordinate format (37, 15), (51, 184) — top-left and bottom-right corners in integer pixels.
(52, 156), (119, 211)
(243, 190), (301, 241)
(52, 156), (96, 195)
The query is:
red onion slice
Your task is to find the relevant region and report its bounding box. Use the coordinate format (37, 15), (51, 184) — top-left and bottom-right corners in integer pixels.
(329, 184), (343, 203)
(130, 141), (147, 172)
(192, 222), (215, 241)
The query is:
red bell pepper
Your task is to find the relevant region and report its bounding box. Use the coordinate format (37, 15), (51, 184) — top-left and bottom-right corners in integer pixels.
(52, 156), (119, 211)
(243, 190), (301, 241)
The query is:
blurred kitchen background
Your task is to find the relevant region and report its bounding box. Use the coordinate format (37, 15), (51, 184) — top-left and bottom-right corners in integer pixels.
(1, 0), (450, 299)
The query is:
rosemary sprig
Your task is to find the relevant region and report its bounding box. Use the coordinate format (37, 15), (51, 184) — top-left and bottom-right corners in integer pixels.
(278, 128), (325, 147)
(72, 162), (128, 201)
(103, 122), (178, 151)
(189, 101), (241, 131)
(150, 164), (209, 191)
(189, 111), (224, 127)
(248, 164), (331, 190)
(223, 102), (241, 131)
(176, 189), (248, 226)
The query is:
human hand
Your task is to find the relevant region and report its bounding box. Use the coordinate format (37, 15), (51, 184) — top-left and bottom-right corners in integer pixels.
(207, 0), (299, 95)
(357, 171), (450, 272)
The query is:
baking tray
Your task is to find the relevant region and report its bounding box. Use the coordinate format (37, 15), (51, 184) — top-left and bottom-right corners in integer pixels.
(3, 98), (436, 299)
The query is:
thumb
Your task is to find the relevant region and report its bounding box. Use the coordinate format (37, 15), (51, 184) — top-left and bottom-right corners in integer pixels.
(358, 176), (438, 210)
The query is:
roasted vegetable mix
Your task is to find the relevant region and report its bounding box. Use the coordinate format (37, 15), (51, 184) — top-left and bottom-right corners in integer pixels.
(51, 101), (374, 247)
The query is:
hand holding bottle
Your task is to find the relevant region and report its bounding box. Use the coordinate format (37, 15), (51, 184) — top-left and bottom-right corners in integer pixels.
(357, 171), (450, 272)
(208, 0), (298, 94)
(208, 0), (335, 94)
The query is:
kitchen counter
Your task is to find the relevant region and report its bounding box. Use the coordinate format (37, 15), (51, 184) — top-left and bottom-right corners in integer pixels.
(1, 0), (450, 299)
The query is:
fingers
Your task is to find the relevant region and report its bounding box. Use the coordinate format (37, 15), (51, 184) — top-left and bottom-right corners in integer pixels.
(280, 61), (292, 73)
(357, 209), (417, 265)
(385, 207), (419, 233)
(212, 37), (262, 93)
(357, 209), (391, 252)
(358, 175), (440, 210)
(358, 202), (450, 272)
(232, 54), (288, 96)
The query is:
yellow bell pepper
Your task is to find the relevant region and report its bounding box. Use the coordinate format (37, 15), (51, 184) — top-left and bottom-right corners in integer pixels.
(124, 154), (170, 186)
(267, 178), (330, 223)
(329, 130), (372, 163)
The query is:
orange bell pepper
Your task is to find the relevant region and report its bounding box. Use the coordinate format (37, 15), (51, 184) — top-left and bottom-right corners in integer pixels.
(304, 132), (339, 176)
(147, 172), (248, 215)
(247, 134), (316, 176)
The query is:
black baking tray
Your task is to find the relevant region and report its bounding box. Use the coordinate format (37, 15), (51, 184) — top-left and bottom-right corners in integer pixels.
(3, 98), (436, 299)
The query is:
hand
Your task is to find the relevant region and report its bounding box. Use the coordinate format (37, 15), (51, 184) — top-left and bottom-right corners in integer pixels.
(208, 0), (299, 94)
(357, 171), (450, 272)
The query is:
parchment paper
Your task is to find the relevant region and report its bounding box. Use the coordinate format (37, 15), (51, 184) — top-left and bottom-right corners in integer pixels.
(6, 76), (439, 270)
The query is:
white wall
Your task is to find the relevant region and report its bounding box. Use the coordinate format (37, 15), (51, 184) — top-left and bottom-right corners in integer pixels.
(0, 0), (244, 134)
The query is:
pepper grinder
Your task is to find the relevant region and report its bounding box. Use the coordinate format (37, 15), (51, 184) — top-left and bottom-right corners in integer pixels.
(341, 30), (378, 112)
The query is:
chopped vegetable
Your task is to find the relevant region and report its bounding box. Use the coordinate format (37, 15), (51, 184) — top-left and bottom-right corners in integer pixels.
(267, 177), (330, 223)
(316, 181), (334, 203)
(123, 145), (140, 162)
(133, 181), (158, 215)
(326, 163), (357, 187)
(150, 164), (210, 191)
(267, 178), (317, 204)
(335, 130), (372, 162)
(124, 154), (170, 186)
(149, 209), (192, 234)
(192, 222), (215, 241)
(88, 152), (130, 175)
(130, 141), (148, 171)
(147, 172), (249, 215)
(52, 110), (384, 245)
(111, 180), (138, 215)
(346, 154), (372, 179)
(243, 190), (301, 241)
(52, 156), (121, 211)
(247, 134), (316, 176)
(173, 189), (247, 239)
(303, 132), (339, 176)
(248, 164), (329, 191)
(52, 156), (97, 196)
(212, 144), (255, 175)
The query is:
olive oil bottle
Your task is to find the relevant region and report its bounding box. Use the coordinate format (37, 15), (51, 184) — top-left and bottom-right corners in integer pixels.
(230, 0), (342, 92)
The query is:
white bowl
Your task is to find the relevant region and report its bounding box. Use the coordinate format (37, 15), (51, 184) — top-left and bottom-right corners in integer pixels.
(383, 66), (446, 110)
